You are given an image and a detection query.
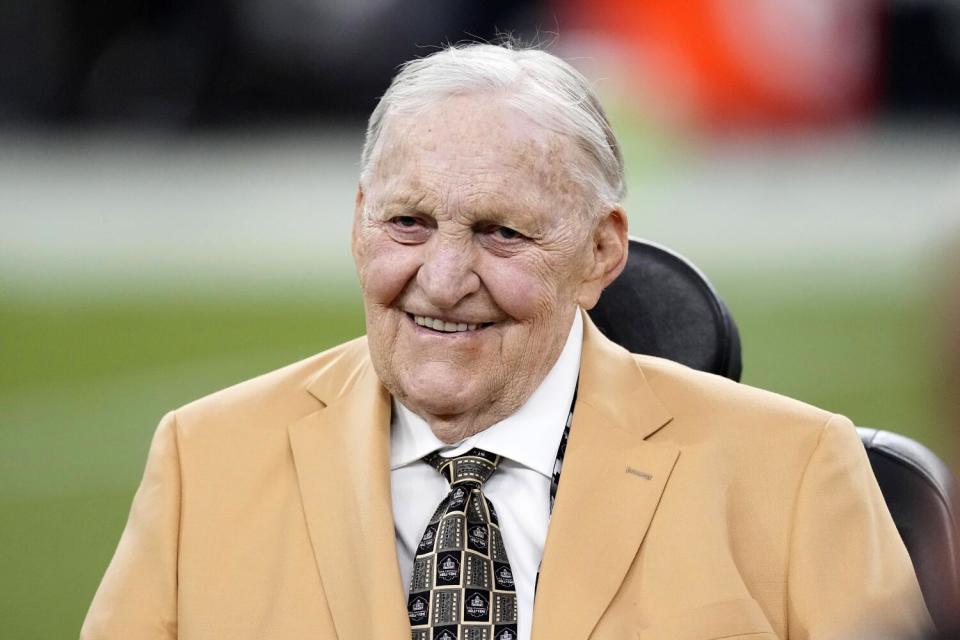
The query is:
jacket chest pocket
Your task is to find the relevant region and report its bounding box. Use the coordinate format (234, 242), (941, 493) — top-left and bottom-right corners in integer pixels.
(637, 598), (778, 640)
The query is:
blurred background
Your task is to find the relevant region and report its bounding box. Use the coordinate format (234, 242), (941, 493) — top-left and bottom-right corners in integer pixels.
(2, 0), (960, 637)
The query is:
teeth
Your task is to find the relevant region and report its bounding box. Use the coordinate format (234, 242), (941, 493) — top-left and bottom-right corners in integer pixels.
(413, 315), (488, 333)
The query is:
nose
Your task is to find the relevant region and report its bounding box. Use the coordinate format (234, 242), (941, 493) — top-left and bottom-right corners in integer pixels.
(416, 235), (481, 309)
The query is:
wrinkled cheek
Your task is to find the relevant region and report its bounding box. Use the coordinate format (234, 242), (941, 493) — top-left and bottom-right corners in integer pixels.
(360, 241), (421, 306)
(359, 242), (422, 384)
(481, 262), (551, 321)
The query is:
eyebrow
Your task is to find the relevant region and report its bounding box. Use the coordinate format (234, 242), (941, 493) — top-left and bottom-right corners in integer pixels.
(380, 192), (435, 215)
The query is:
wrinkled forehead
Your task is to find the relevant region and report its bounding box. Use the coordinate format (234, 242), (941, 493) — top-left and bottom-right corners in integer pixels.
(365, 94), (592, 216)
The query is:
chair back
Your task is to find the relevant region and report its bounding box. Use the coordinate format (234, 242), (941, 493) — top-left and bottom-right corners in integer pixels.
(859, 427), (960, 631)
(589, 238), (742, 381)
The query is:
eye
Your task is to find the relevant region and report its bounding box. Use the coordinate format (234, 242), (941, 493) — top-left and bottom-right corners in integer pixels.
(394, 216), (419, 228)
(480, 224), (526, 242)
(385, 214), (432, 244)
(387, 214), (428, 230)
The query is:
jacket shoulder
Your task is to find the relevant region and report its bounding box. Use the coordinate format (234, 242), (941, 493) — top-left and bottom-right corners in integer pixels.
(633, 353), (839, 442)
(172, 335), (371, 435)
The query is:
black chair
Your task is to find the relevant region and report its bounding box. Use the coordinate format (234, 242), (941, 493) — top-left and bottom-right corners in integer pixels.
(589, 237), (960, 632)
(857, 427), (960, 631)
(589, 238), (743, 382)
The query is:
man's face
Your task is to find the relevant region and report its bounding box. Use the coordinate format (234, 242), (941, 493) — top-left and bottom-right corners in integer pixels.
(352, 94), (600, 436)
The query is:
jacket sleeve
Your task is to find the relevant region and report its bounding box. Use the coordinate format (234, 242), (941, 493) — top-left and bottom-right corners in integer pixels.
(786, 413), (932, 640)
(81, 411), (181, 640)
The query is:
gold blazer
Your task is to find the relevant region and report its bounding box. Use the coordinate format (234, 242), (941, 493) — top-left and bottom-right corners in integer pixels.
(82, 312), (930, 639)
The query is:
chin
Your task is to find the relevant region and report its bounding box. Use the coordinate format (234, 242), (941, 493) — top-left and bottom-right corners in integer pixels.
(400, 370), (486, 418)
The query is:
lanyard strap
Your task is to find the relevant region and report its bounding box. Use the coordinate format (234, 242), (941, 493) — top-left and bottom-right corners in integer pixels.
(536, 380), (578, 597)
(548, 381), (578, 514)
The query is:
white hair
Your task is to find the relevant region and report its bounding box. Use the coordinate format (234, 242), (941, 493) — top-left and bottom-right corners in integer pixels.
(360, 42), (626, 213)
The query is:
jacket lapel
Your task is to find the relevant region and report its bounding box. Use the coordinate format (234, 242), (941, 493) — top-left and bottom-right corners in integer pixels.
(286, 316), (679, 640)
(532, 314), (680, 640)
(288, 354), (409, 640)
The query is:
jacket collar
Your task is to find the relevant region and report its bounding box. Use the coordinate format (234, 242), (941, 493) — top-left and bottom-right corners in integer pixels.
(291, 353), (410, 640)
(290, 312), (678, 640)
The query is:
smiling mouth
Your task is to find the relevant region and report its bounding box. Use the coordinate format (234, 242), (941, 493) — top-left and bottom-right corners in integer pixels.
(409, 314), (495, 334)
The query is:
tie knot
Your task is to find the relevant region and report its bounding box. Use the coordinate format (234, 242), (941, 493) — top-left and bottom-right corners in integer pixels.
(423, 447), (501, 488)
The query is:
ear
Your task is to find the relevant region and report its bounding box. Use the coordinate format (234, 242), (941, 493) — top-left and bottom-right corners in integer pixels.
(354, 184), (365, 218)
(576, 206), (629, 310)
(351, 184), (366, 261)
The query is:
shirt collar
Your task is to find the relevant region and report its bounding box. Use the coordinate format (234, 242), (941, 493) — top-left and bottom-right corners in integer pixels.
(389, 309), (583, 479)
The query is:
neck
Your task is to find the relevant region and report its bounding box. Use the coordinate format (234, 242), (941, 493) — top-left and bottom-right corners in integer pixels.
(422, 405), (512, 444)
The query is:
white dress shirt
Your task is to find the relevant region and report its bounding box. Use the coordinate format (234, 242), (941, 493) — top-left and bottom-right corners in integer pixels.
(390, 310), (583, 640)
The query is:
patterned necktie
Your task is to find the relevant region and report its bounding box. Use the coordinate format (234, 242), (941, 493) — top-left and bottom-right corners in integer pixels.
(407, 448), (517, 640)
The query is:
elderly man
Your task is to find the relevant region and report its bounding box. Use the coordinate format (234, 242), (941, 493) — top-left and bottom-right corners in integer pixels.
(82, 44), (930, 640)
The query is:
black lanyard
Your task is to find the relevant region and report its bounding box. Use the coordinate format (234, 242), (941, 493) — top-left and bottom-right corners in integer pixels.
(548, 381), (578, 514)
(537, 380), (578, 596)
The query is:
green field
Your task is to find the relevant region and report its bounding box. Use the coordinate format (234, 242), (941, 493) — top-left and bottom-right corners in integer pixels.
(0, 279), (949, 639)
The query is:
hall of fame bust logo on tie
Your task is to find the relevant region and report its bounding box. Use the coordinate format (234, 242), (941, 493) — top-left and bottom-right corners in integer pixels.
(418, 524), (437, 554)
(468, 525), (488, 553)
(494, 565), (514, 590)
(437, 553), (461, 585)
(464, 591), (490, 621)
(407, 594), (428, 625)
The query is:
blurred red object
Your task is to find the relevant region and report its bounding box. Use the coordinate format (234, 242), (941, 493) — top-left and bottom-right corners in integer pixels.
(560, 0), (882, 129)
